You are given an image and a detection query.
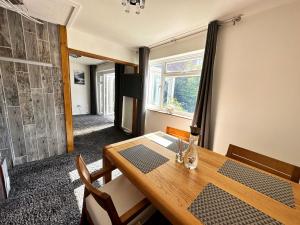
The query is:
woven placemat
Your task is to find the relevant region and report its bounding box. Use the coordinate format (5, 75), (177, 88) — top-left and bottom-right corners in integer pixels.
(218, 160), (295, 208)
(149, 133), (189, 153)
(188, 183), (283, 225)
(119, 144), (169, 173)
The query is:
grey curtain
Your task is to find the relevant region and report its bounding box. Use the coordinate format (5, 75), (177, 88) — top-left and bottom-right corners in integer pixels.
(90, 65), (97, 115)
(136, 47), (150, 136)
(114, 64), (125, 128)
(192, 20), (219, 148)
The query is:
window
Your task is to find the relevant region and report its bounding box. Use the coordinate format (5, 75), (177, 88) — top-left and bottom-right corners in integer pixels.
(147, 51), (204, 117)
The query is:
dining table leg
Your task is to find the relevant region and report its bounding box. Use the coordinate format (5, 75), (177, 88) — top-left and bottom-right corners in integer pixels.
(103, 147), (112, 184)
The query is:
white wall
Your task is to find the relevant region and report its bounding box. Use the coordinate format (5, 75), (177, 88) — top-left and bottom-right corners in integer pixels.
(67, 28), (137, 64)
(145, 110), (191, 133)
(150, 32), (207, 60)
(96, 62), (115, 72)
(69, 61), (91, 115)
(211, 1), (300, 166)
(145, 1), (300, 166)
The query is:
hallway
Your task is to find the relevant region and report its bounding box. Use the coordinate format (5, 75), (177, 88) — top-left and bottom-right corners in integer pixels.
(73, 114), (114, 136)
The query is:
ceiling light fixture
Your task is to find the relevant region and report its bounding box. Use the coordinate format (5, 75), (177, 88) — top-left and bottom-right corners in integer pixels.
(121, 0), (145, 15)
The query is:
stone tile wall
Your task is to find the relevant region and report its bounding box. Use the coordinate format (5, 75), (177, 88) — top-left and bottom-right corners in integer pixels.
(0, 7), (66, 167)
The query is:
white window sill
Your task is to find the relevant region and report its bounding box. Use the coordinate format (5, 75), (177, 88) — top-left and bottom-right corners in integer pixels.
(147, 108), (193, 120)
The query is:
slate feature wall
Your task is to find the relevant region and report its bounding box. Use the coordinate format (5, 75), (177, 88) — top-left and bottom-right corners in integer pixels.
(0, 7), (66, 167)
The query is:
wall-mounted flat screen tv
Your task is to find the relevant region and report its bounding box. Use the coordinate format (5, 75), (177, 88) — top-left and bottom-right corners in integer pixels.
(121, 74), (142, 99)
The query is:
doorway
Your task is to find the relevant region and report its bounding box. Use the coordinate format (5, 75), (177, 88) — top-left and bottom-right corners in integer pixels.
(69, 55), (115, 136)
(60, 38), (138, 152)
(96, 71), (115, 118)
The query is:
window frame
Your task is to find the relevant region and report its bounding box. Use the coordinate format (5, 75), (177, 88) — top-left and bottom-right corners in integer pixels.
(147, 51), (204, 118)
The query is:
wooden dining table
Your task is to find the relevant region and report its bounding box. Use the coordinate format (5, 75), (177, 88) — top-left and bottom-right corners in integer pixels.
(102, 132), (300, 225)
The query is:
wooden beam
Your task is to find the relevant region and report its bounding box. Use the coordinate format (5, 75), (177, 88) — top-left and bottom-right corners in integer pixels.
(68, 48), (138, 68)
(59, 25), (74, 153)
(60, 31), (139, 151)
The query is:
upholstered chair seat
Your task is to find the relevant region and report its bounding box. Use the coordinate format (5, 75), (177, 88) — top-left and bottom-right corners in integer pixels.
(76, 155), (156, 225)
(85, 175), (155, 225)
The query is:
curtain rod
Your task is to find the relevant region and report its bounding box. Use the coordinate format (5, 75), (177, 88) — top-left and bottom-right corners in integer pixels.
(149, 14), (242, 49)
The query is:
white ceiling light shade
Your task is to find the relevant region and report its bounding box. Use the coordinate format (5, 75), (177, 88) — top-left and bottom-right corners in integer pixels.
(122, 0), (145, 14)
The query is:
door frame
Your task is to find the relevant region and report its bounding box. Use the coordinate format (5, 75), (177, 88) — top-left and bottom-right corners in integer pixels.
(96, 72), (104, 116)
(59, 26), (138, 153)
(96, 70), (115, 116)
(103, 72), (116, 116)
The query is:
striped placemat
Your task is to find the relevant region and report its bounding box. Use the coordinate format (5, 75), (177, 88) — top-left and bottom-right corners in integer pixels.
(119, 144), (169, 173)
(218, 160), (295, 208)
(147, 133), (189, 153)
(188, 183), (282, 225)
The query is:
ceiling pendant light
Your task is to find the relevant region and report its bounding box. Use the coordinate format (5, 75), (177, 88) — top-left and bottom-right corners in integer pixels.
(125, 1), (130, 13)
(136, 2), (140, 14)
(122, 0), (145, 15)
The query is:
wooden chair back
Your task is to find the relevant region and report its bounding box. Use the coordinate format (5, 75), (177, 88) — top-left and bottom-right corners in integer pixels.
(166, 126), (190, 142)
(77, 155), (92, 183)
(76, 155), (122, 225)
(226, 144), (300, 183)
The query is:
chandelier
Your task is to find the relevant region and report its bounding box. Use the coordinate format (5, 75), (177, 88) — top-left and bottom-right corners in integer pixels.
(121, 0), (145, 14)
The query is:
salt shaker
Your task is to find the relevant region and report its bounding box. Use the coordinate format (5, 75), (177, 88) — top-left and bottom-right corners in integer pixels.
(176, 138), (184, 163)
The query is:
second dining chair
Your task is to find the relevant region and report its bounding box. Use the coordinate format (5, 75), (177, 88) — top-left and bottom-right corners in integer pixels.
(76, 155), (156, 225)
(226, 144), (300, 183)
(166, 126), (190, 142)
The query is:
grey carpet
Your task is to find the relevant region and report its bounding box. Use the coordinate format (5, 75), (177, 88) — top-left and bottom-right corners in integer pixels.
(0, 126), (131, 225)
(73, 115), (114, 132)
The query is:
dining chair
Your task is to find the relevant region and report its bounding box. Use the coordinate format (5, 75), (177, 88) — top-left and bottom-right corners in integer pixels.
(226, 144), (300, 183)
(76, 155), (156, 225)
(166, 126), (190, 142)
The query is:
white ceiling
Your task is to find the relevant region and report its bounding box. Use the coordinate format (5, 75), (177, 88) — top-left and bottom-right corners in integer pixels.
(69, 55), (105, 65)
(69, 0), (295, 48)
(23, 0), (80, 26)
(23, 0), (296, 48)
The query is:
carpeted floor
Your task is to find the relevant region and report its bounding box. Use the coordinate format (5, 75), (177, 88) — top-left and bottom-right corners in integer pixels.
(0, 126), (131, 225)
(73, 115), (114, 136)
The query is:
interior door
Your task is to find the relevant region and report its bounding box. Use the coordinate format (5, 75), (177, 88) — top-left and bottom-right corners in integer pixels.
(105, 73), (115, 115)
(97, 74), (104, 115)
(96, 71), (115, 116)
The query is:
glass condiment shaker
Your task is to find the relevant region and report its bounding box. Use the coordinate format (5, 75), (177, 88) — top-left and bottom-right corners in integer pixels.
(176, 138), (184, 163)
(183, 126), (200, 169)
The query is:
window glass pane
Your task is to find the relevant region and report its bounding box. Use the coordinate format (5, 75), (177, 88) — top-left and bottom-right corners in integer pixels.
(163, 76), (200, 113)
(163, 77), (174, 106)
(148, 64), (162, 106)
(148, 51), (204, 116)
(166, 58), (203, 73)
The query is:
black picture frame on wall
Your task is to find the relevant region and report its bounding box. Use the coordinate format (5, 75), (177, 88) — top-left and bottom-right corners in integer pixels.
(74, 71), (85, 85)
